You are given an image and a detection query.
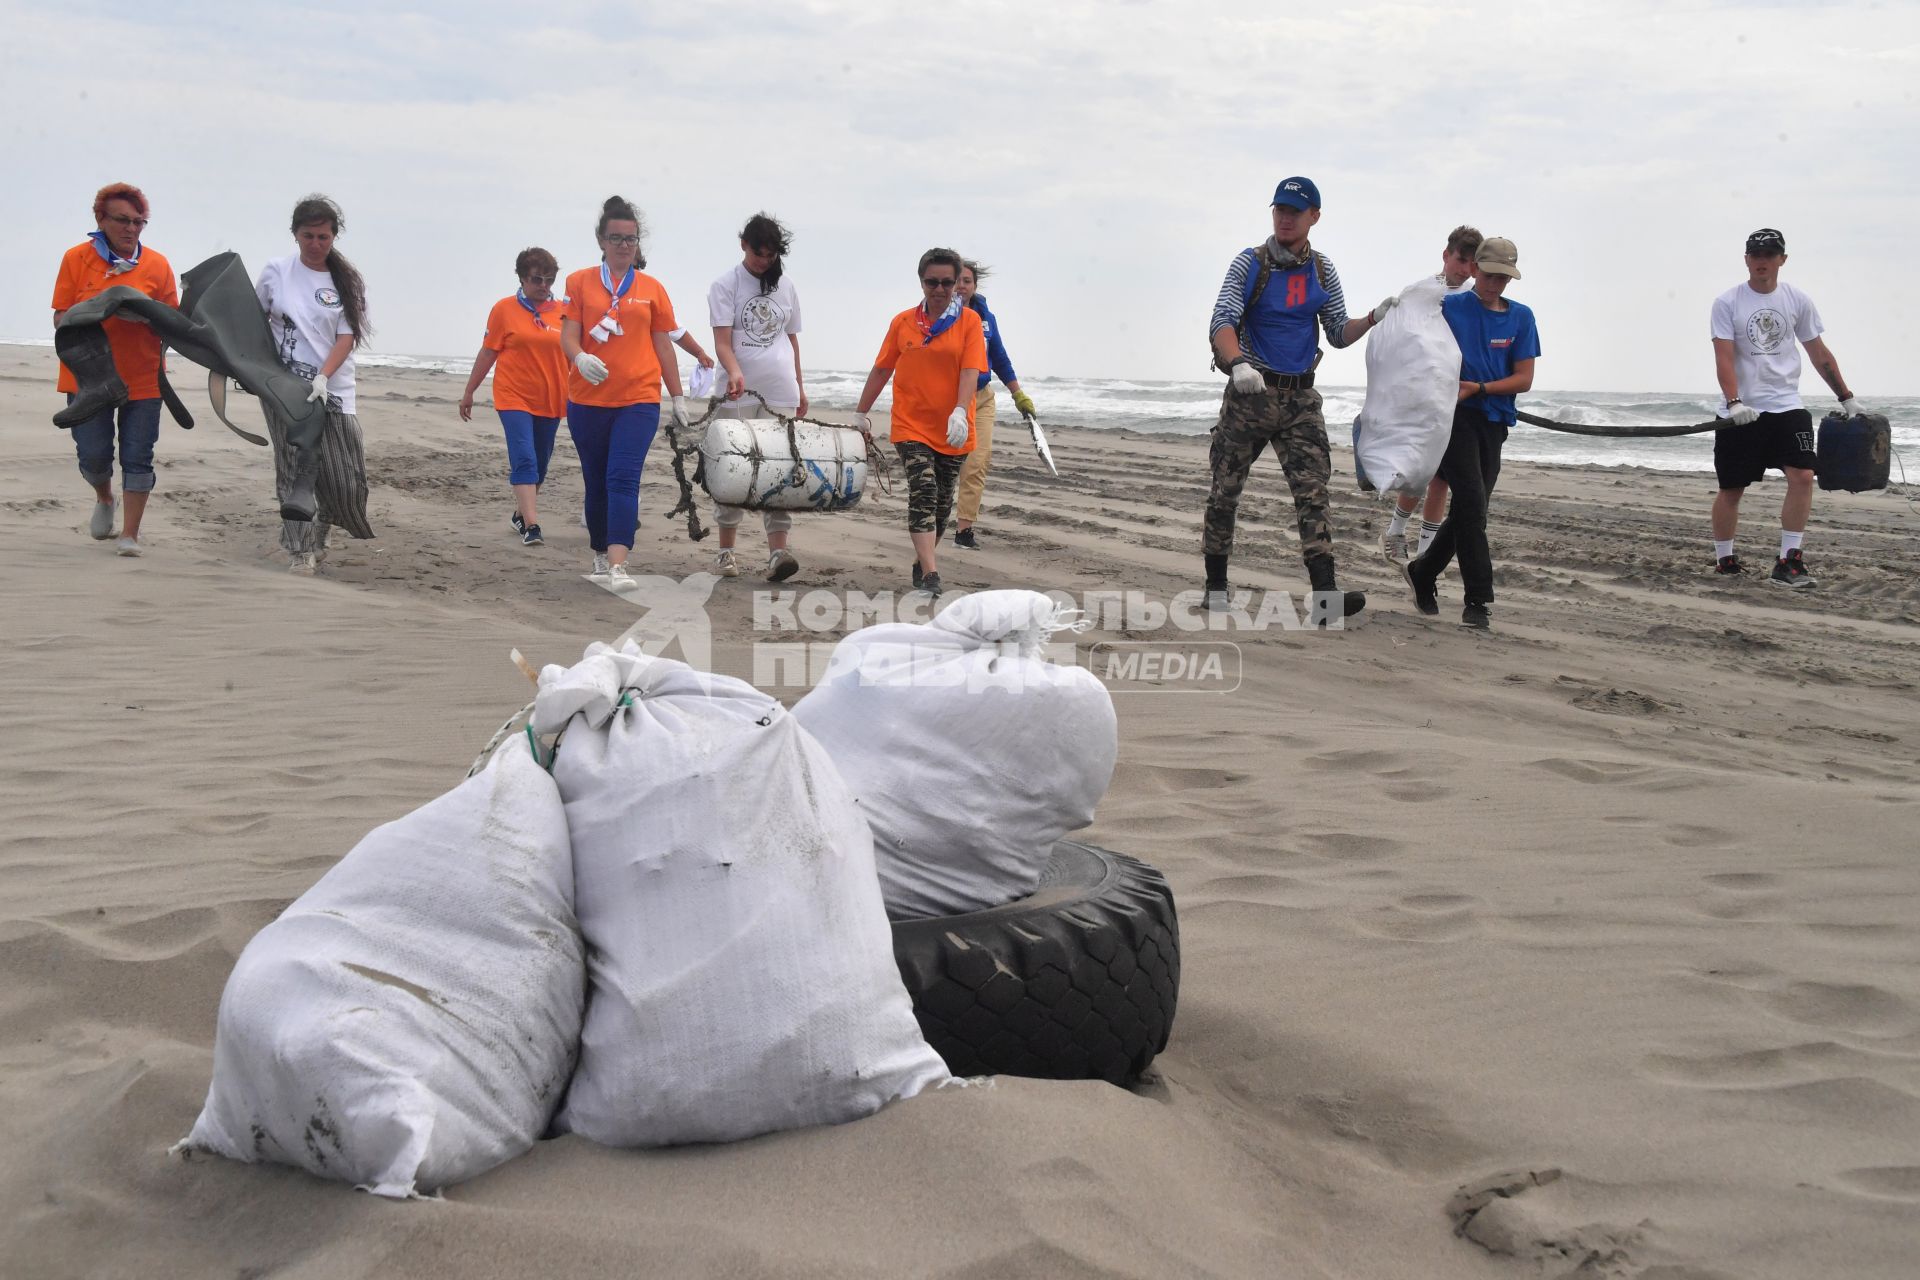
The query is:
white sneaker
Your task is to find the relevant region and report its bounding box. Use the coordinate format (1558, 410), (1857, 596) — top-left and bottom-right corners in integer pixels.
(1381, 529), (1408, 563)
(607, 563), (636, 589)
(765, 548), (799, 582)
(713, 547), (741, 578)
(288, 552), (317, 576)
(116, 536), (143, 558)
(589, 553), (611, 578)
(90, 499), (117, 540)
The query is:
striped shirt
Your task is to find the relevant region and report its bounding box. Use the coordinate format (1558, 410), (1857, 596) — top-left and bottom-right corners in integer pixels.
(1208, 245), (1355, 371)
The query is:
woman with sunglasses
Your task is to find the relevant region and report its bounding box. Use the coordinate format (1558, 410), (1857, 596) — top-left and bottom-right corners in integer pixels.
(459, 247), (568, 547)
(951, 259), (1037, 550)
(50, 182), (177, 557)
(560, 195), (690, 587)
(851, 248), (987, 597)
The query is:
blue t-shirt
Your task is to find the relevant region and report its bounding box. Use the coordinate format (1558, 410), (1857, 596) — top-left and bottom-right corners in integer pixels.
(1442, 291), (1540, 426)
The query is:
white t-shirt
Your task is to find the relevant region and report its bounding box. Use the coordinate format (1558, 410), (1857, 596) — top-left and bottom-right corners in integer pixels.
(707, 263), (802, 408)
(256, 255), (362, 414)
(1710, 280), (1822, 414)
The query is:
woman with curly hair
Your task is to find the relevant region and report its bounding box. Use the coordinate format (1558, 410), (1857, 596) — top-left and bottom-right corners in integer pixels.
(459, 246), (569, 547)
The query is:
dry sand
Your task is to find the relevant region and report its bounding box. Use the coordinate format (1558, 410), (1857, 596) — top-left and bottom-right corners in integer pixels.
(3, 344), (1918, 1279)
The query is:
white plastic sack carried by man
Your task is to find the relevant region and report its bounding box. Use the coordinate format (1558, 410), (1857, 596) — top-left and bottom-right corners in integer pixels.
(174, 738), (584, 1198)
(1354, 276), (1460, 495)
(533, 642), (948, 1147)
(792, 589), (1118, 920)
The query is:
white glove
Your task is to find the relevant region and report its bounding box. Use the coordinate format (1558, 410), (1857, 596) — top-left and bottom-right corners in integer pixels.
(1370, 294), (1399, 324)
(670, 395), (690, 430)
(307, 371), (330, 403)
(946, 406), (971, 448)
(852, 411), (873, 433)
(1726, 401), (1760, 426)
(573, 352), (609, 385)
(1229, 360), (1265, 395)
(1839, 397), (1864, 418)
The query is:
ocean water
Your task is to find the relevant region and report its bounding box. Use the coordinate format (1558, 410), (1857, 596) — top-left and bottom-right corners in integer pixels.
(10, 339), (1912, 477)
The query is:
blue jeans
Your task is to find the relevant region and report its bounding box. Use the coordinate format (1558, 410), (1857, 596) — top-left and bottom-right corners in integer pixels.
(69, 396), (162, 493)
(498, 410), (560, 487)
(566, 401), (660, 552)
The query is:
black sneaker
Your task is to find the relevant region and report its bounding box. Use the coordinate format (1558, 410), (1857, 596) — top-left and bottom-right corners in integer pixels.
(1402, 556), (1440, 616)
(921, 571), (943, 597)
(954, 527), (979, 549)
(1461, 603), (1491, 630)
(912, 561), (924, 589)
(521, 523), (543, 547)
(511, 511), (526, 535)
(1769, 549), (1816, 589)
(1713, 554), (1744, 575)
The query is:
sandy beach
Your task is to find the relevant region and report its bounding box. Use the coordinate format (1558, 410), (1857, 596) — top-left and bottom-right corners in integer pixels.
(3, 343), (1918, 1279)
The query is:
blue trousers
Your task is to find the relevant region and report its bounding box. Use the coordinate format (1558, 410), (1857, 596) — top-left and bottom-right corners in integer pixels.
(566, 400), (659, 552)
(498, 410), (560, 486)
(68, 396), (162, 492)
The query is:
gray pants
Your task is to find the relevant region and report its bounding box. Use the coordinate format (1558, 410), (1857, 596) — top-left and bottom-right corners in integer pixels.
(264, 400), (372, 555)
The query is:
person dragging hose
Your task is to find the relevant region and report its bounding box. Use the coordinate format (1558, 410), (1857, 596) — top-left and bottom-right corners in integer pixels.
(459, 247), (569, 548)
(950, 259), (1036, 550)
(708, 212), (805, 583)
(852, 248), (987, 599)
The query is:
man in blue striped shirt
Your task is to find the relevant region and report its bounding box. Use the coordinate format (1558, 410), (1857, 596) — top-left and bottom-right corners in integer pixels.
(1205, 176), (1396, 622)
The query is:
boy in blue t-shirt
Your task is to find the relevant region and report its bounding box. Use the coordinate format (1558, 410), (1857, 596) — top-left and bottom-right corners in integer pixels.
(1403, 236), (1540, 630)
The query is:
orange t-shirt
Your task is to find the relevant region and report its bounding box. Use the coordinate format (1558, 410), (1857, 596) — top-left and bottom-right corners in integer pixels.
(483, 294), (569, 417)
(51, 241), (178, 399)
(874, 305), (988, 454)
(562, 266), (676, 407)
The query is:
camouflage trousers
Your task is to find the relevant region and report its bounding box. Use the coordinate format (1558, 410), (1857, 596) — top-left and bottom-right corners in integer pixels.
(895, 441), (964, 535)
(1202, 384), (1334, 568)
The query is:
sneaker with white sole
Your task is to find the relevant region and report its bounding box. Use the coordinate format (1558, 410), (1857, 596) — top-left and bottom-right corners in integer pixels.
(521, 523), (543, 547)
(765, 548), (799, 582)
(590, 553), (611, 578)
(511, 511), (526, 535)
(89, 499), (117, 540)
(713, 548), (741, 577)
(116, 536), (143, 557)
(607, 563), (635, 589)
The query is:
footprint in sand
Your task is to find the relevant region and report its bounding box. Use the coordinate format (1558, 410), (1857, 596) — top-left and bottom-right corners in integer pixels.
(1445, 1168), (1659, 1275)
(1757, 981), (1918, 1040)
(1353, 894), (1481, 942)
(1662, 824), (1737, 848)
(1834, 1166), (1920, 1201)
(1297, 831), (1408, 862)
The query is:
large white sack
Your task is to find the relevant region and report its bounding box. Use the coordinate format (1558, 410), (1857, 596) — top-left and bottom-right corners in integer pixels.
(792, 589), (1118, 920)
(175, 738), (584, 1198)
(1356, 275), (1461, 495)
(534, 643), (948, 1147)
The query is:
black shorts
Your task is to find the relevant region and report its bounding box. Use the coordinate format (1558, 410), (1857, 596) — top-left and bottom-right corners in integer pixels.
(1714, 408), (1816, 490)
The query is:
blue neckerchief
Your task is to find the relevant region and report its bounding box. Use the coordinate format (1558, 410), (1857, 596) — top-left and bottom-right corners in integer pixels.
(922, 297), (962, 345)
(516, 288), (552, 329)
(88, 230), (141, 274)
(599, 262), (635, 301)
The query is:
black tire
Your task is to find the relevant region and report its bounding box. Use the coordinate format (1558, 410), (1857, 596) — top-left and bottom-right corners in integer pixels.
(890, 841), (1180, 1086)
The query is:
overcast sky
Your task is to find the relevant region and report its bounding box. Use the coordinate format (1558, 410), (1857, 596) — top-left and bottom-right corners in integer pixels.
(4, 1), (1914, 396)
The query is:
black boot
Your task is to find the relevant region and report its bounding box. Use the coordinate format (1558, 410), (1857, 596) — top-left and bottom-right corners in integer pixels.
(51, 327), (129, 428)
(1307, 557), (1366, 622)
(1204, 553), (1231, 610)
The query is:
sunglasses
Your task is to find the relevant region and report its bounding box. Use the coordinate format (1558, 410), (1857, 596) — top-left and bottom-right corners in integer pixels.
(921, 277), (956, 288)
(603, 234), (639, 246)
(105, 215), (149, 228)
(524, 274), (558, 285)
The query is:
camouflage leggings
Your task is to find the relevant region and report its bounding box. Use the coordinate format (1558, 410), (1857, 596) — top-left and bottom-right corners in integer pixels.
(895, 441), (964, 535)
(1201, 384), (1334, 568)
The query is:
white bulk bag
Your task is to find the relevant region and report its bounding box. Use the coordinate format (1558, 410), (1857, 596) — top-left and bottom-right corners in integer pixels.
(1356, 276), (1461, 495)
(792, 589), (1118, 920)
(534, 643), (947, 1147)
(175, 738), (584, 1198)
(700, 415), (867, 511)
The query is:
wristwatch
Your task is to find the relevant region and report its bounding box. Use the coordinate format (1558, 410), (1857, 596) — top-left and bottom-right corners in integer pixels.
(1476, 382), (1487, 396)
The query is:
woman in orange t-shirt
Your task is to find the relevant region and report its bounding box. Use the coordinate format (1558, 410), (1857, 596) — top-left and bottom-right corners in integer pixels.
(559, 195), (689, 586)
(852, 247), (987, 598)
(50, 181), (176, 557)
(459, 246), (568, 547)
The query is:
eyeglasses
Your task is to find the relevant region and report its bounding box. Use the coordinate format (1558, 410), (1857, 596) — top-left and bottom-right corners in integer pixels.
(524, 274), (557, 285)
(921, 277), (956, 288)
(105, 215), (149, 228)
(603, 234), (639, 246)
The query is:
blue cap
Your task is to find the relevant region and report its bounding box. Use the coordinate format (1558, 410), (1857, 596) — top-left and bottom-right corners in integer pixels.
(1271, 176), (1320, 210)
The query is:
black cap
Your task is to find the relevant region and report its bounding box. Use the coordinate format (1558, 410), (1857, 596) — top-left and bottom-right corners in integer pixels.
(1746, 228), (1786, 256)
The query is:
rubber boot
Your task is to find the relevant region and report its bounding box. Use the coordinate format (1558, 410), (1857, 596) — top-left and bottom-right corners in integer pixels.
(1204, 553), (1229, 590)
(1307, 556), (1366, 622)
(278, 399), (329, 522)
(51, 327), (130, 428)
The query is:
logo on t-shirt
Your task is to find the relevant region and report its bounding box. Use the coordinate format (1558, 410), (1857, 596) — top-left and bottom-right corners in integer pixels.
(1746, 308), (1787, 353)
(738, 294), (785, 347)
(1490, 337), (1514, 349)
(314, 287), (342, 308)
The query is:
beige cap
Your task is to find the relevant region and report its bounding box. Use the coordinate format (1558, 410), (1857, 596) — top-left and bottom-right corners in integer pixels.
(1476, 237), (1521, 279)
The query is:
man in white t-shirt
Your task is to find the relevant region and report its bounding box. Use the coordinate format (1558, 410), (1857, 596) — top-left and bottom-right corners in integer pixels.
(1709, 227), (1866, 589)
(707, 215), (806, 582)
